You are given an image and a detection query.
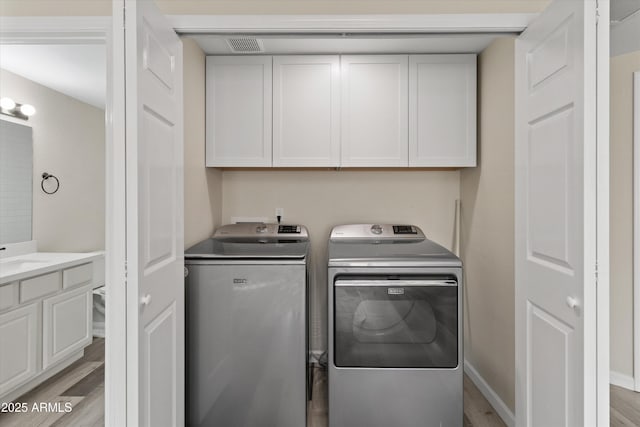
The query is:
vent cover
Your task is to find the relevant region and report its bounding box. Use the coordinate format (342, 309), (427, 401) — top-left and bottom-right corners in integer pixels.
(226, 37), (265, 53)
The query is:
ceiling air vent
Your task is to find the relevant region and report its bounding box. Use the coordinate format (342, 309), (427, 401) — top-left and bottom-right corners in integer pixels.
(226, 37), (265, 53)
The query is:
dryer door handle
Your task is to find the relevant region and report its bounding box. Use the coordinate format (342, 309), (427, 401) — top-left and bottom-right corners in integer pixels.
(335, 279), (457, 287)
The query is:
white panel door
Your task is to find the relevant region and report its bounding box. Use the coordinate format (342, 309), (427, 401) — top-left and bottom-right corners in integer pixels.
(341, 55), (408, 167)
(515, 0), (606, 425)
(409, 54), (476, 167)
(273, 55), (340, 167)
(0, 303), (38, 396)
(121, 1), (184, 425)
(42, 285), (92, 369)
(206, 56), (272, 167)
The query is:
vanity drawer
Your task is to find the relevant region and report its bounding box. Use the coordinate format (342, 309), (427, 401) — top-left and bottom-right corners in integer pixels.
(63, 263), (93, 289)
(0, 282), (18, 311)
(20, 271), (61, 303)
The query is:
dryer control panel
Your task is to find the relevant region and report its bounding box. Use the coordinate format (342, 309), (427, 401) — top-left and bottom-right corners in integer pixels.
(330, 224), (425, 242)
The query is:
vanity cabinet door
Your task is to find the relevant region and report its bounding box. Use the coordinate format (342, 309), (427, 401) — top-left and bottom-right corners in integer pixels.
(42, 285), (92, 370)
(0, 303), (38, 396)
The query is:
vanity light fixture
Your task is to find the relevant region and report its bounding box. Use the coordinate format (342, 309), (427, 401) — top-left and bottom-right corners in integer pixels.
(0, 97), (36, 120)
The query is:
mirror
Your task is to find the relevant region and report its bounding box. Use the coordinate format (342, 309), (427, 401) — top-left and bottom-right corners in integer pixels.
(0, 45), (106, 253)
(0, 119), (33, 244)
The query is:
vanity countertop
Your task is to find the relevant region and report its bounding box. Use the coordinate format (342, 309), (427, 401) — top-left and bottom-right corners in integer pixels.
(0, 251), (104, 285)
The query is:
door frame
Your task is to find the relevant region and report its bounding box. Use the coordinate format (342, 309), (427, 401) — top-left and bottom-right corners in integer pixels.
(635, 70), (640, 392)
(0, 14), (126, 426)
(596, 1), (611, 422)
(2, 9), (611, 427)
(175, 10), (608, 427)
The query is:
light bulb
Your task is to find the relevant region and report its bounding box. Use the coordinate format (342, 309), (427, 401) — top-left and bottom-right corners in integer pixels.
(0, 97), (16, 110)
(19, 104), (36, 116)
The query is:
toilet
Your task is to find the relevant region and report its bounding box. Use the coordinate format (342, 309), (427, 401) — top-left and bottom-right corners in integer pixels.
(92, 286), (106, 337)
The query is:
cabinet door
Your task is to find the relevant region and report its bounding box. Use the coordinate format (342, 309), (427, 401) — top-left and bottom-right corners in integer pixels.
(409, 55), (477, 167)
(206, 56), (272, 167)
(273, 55), (340, 167)
(42, 285), (92, 370)
(341, 55), (408, 167)
(0, 303), (38, 396)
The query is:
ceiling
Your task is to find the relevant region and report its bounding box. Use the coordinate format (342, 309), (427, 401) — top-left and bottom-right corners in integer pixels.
(189, 33), (502, 55)
(611, 0), (640, 22)
(0, 44), (106, 109)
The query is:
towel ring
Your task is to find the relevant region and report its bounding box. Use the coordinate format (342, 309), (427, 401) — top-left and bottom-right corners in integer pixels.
(41, 172), (60, 195)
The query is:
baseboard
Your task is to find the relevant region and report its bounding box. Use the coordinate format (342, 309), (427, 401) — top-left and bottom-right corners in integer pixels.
(464, 359), (515, 427)
(610, 370), (636, 391)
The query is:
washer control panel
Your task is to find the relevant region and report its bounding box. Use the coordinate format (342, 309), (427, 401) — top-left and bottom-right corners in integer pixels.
(278, 225), (301, 234)
(214, 223), (309, 241)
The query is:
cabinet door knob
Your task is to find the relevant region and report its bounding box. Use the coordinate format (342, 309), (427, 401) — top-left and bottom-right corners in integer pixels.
(566, 296), (579, 309)
(141, 294), (152, 306)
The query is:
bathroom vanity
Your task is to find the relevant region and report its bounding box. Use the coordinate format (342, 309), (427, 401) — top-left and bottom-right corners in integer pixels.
(0, 251), (104, 403)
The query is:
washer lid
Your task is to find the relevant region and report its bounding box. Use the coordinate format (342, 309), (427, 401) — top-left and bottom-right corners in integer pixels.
(185, 238), (309, 259)
(186, 223), (309, 260)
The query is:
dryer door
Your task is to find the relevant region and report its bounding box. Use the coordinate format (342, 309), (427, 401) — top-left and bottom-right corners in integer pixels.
(334, 278), (458, 368)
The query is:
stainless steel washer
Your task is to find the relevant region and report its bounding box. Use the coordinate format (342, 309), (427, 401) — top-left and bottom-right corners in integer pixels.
(185, 223), (309, 427)
(328, 224), (463, 427)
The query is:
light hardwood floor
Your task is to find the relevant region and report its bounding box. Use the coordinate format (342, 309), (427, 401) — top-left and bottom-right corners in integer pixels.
(1, 338), (638, 427)
(611, 384), (640, 427)
(0, 338), (105, 427)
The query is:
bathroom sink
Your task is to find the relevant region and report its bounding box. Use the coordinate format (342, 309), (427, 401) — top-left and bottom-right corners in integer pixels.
(0, 259), (50, 271)
(0, 251), (103, 285)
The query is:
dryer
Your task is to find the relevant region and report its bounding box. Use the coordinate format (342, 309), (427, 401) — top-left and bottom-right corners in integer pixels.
(328, 224), (463, 427)
(185, 223), (309, 427)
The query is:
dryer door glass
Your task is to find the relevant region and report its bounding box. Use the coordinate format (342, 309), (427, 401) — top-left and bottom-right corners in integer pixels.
(334, 278), (458, 368)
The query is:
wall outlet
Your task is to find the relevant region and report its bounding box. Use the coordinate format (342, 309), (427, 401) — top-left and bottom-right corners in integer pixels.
(275, 208), (284, 220)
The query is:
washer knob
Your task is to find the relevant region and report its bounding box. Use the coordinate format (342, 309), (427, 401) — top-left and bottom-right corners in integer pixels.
(371, 224), (383, 235)
(256, 224), (268, 233)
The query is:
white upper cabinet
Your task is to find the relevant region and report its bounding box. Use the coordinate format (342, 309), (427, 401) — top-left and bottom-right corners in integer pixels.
(409, 54), (477, 167)
(205, 54), (477, 168)
(340, 55), (409, 167)
(273, 55), (340, 167)
(206, 56), (272, 167)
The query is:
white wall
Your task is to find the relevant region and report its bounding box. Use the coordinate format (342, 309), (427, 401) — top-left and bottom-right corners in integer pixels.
(460, 37), (516, 412)
(222, 169), (460, 350)
(0, 68), (105, 252)
(183, 38), (222, 248)
(610, 50), (640, 379)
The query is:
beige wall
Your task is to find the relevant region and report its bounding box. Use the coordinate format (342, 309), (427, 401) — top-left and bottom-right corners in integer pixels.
(610, 50), (640, 377)
(183, 37), (223, 248)
(0, 0), (549, 16)
(222, 170), (460, 350)
(0, 69), (105, 252)
(460, 37), (515, 411)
